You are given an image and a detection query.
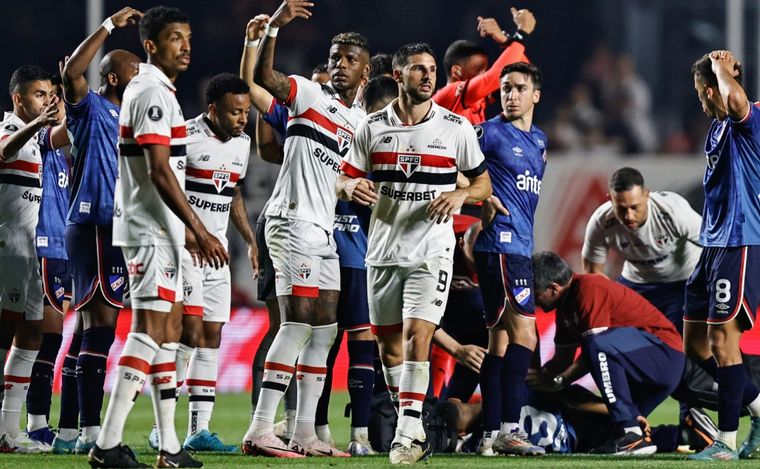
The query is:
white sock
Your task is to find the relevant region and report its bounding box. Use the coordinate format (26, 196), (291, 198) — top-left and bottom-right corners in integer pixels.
(175, 342), (194, 397)
(717, 430), (737, 450)
(350, 426), (368, 442)
(292, 323), (337, 444)
(2, 347), (38, 437)
(382, 363), (403, 404)
(81, 425), (100, 443)
(285, 409), (296, 440)
(394, 361), (429, 447)
(97, 332), (158, 449)
(624, 425), (643, 436)
(149, 342), (181, 454)
(316, 424), (332, 443)
(58, 428), (79, 440)
(747, 393), (760, 417)
(248, 322), (312, 437)
(27, 414), (47, 432)
(0, 347), (7, 404)
(500, 422), (519, 434)
(187, 347), (218, 436)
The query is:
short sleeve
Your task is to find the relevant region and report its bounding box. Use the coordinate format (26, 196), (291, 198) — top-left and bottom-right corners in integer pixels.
(284, 75), (323, 116)
(581, 207), (609, 264)
(64, 89), (95, 120)
(262, 101), (288, 139)
(0, 121), (22, 161)
(239, 141), (251, 184)
(129, 87), (173, 146)
(36, 127), (53, 153)
(671, 193), (703, 243)
(457, 120), (486, 177)
(340, 118), (371, 177)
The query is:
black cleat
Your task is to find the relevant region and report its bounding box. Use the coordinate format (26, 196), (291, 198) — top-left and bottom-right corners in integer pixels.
(155, 448), (203, 468)
(685, 407), (718, 451)
(590, 432), (657, 456)
(88, 444), (149, 468)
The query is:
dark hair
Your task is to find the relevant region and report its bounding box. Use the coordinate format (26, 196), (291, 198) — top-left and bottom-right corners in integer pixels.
(139, 6), (189, 43)
(369, 53), (393, 79)
(532, 251), (573, 292)
(8, 65), (51, 95)
(205, 73), (249, 105)
(331, 32), (370, 54)
(692, 53), (743, 87)
(392, 42), (436, 70)
(608, 167), (644, 192)
(363, 76), (398, 112)
(443, 40), (486, 75)
(500, 62), (542, 90)
(312, 63), (328, 76)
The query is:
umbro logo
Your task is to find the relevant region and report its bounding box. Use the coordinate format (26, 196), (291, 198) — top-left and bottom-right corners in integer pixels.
(512, 146), (523, 156)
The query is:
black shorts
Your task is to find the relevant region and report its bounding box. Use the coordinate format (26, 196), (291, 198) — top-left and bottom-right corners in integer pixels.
(256, 219), (276, 302)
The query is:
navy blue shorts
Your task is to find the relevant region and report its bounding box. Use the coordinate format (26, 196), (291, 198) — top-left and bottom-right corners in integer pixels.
(256, 220), (276, 302)
(440, 287), (487, 346)
(337, 267), (370, 331)
(474, 252), (535, 327)
(684, 246), (760, 329)
(65, 224), (127, 310)
(39, 257), (72, 314)
(618, 277), (686, 333)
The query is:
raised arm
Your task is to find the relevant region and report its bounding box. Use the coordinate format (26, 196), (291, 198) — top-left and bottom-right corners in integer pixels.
(240, 15), (278, 114)
(230, 186), (259, 277)
(256, 114), (284, 164)
(253, 0), (313, 102)
(710, 50), (749, 121)
(0, 99), (60, 161)
(62, 6), (142, 104)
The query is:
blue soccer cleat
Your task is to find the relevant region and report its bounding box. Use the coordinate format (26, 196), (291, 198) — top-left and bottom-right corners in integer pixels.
(183, 430), (238, 453)
(52, 434), (78, 454)
(739, 416), (760, 458)
(688, 440), (738, 461)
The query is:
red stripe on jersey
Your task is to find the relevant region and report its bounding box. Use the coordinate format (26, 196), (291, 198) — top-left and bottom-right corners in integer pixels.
(186, 167), (241, 182)
(157, 286), (176, 302)
(120, 126), (133, 138)
(340, 161), (367, 178)
(290, 107), (339, 135)
(291, 285), (319, 298)
(149, 362), (176, 374)
(183, 305), (203, 316)
(171, 126), (187, 138)
(135, 134), (170, 146)
(4, 375), (32, 384)
(399, 392), (426, 401)
(118, 356), (151, 374)
(0, 160), (41, 173)
(264, 361), (296, 374)
(296, 364), (328, 374)
(371, 151), (456, 168)
(371, 323), (403, 335)
(186, 379), (216, 387)
(285, 77), (298, 107)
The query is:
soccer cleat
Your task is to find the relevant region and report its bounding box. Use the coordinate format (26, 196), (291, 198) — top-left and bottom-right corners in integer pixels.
(688, 440), (738, 461)
(75, 436), (97, 454)
(241, 432), (305, 458)
(0, 432), (53, 453)
(88, 444), (149, 468)
(183, 430), (238, 453)
(610, 432), (657, 456)
(684, 407), (717, 451)
(148, 424), (159, 451)
(493, 430), (545, 456)
(27, 426), (56, 445)
(348, 438), (377, 456)
(389, 441), (431, 464)
(289, 437), (350, 457)
(477, 430), (499, 456)
(739, 415), (760, 458)
(52, 434), (78, 454)
(155, 448), (203, 468)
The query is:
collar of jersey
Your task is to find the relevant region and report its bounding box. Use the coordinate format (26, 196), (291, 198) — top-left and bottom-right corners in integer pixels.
(139, 63), (176, 92)
(323, 81), (361, 110)
(386, 99), (436, 127)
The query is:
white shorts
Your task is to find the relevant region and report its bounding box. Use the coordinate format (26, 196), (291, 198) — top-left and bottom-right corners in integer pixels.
(368, 257), (453, 334)
(181, 250), (231, 323)
(122, 244), (183, 313)
(0, 255), (43, 320)
(265, 217), (340, 298)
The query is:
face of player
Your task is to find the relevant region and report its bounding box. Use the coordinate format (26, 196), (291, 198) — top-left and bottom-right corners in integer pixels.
(15, 80), (53, 123)
(610, 185), (650, 230)
(396, 53), (437, 104)
(328, 44), (369, 92)
(146, 22), (191, 79)
(535, 285), (561, 311)
(501, 72), (540, 121)
(210, 92), (251, 139)
(693, 74), (721, 119)
(112, 57), (141, 99)
(453, 54), (488, 81)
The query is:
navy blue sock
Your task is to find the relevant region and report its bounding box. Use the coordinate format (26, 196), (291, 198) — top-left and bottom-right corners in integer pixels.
(501, 343), (532, 425)
(316, 329), (343, 426)
(701, 356), (760, 408)
(58, 333), (81, 430)
(26, 333), (62, 419)
(699, 357), (719, 380)
(717, 364), (745, 432)
(77, 326), (115, 427)
(480, 353), (503, 432)
(347, 340), (375, 428)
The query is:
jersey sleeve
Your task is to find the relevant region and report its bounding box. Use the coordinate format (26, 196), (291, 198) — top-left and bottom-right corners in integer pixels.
(340, 118), (371, 177)
(669, 193), (702, 243)
(129, 87), (174, 146)
(581, 207), (609, 264)
(576, 280), (612, 335)
(239, 139), (252, 185)
(461, 41), (527, 108)
(733, 101), (760, 133)
(283, 75), (322, 116)
(262, 100), (288, 139)
(0, 121), (21, 162)
(457, 120), (487, 177)
(36, 127), (54, 153)
(64, 89), (95, 120)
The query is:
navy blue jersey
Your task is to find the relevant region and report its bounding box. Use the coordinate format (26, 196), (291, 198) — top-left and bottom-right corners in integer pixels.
(263, 100), (288, 140)
(36, 128), (70, 260)
(701, 102), (760, 247)
(65, 90), (121, 225)
(473, 114), (547, 256)
(334, 200), (370, 269)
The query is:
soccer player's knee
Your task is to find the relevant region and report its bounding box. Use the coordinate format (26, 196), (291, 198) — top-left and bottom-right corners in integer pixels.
(181, 327), (202, 348)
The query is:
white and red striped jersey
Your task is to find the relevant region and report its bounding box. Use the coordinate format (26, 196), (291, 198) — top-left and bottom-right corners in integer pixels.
(265, 75), (365, 231)
(113, 63), (187, 247)
(184, 114), (250, 247)
(0, 112), (42, 258)
(341, 100), (486, 267)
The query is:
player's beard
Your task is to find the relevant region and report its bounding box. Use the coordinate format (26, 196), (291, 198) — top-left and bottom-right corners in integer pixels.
(405, 86), (432, 104)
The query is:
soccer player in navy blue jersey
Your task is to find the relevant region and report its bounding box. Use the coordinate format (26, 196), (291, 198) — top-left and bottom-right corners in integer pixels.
(51, 7), (142, 455)
(684, 50), (760, 460)
(471, 62), (547, 456)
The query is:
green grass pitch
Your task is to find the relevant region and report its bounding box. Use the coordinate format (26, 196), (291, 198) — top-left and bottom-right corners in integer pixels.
(1, 392), (757, 467)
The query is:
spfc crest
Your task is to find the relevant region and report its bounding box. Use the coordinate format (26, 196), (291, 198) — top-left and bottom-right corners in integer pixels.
(163, 262), (177, 280)
(212, 170), (231, 193)
(397, 154), (420, 178)
(183, 279), (193, 297)
(296, 263), (311, 280)
(336, 127), (352, 153)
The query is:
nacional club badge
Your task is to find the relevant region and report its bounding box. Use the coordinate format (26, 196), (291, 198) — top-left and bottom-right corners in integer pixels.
(212, 170), (232, 193)
(336, 127), (352, 153)
(397, 154), (420, 178)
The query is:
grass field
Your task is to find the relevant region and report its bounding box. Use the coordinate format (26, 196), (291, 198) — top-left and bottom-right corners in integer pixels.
(1, 392), (757, 468)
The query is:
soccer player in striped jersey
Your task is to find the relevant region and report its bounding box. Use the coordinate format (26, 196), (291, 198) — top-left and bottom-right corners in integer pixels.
(242, 0), (368, 458)
(338, 42), (491, 464)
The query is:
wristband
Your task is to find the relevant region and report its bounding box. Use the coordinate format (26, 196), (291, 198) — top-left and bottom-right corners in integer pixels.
(102, 17), (115, 35)
(245, 39), (261, 48)
(553, 375), (565, 391)
(511, 29), (529, 44)
(265, 25), (279, 37)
